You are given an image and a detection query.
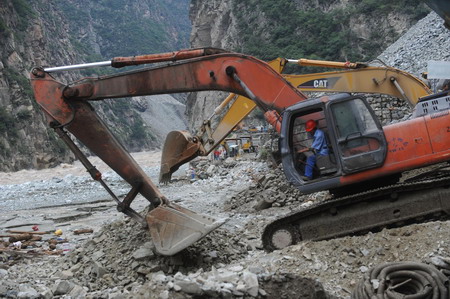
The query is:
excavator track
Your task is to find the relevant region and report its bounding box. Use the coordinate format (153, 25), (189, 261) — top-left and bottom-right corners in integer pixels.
(262, 167), (450, 252)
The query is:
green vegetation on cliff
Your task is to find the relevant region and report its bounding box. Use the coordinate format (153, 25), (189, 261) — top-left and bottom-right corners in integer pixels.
(233, 0), (429, 67)
(0, 107), (16, 136)
(55, 0), (190, 60)
(11, 0), (36, 30)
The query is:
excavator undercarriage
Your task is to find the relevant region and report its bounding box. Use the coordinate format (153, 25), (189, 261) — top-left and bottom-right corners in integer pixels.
(263, 165), (450, 251)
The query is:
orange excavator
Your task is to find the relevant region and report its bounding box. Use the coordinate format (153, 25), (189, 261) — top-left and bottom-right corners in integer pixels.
(30, 46), (450, 255)
(30, 48), (308, 255)
(159, 57), (432, 183)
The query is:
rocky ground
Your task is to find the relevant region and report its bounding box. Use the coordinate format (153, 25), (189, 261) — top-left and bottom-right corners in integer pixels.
(0, 150), (449, 299)
(1, 10), (450, 299)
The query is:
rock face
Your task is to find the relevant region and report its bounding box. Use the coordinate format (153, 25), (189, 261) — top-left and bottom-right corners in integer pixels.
(186, 0), (430, 132)
(0, 0), (190, 171)
(0, 1), (83, 171)
(186, 0), (240, 132)
(190, 0), (239, 49)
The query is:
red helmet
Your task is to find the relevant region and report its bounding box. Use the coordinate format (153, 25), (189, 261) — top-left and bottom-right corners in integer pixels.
(305, 119), (317, 132)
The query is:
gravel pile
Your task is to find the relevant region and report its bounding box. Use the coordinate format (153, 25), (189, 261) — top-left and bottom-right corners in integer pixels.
(378, 11), (450, 79)
(222, 164), (330, 212)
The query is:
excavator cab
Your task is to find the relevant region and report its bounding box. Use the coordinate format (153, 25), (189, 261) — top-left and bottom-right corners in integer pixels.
(281, 94), (387, 193)
(329, 96), (387, 174)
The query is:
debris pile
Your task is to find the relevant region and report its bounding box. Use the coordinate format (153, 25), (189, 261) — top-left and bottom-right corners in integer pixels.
(189, 157), (259, 186)
(0, 211), (333, 298)
(53, 216), (337, 298)
(0, 148), (450, 298)
(0, 228), (94, 264)
(32, 217), (257, 297)
(220, 164), (330, 212)
(133, 265), (331, 298)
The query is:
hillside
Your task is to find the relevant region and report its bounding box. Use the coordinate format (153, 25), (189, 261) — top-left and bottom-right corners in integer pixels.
(0, 0), (190, 171)
(187, 0), (430, 129)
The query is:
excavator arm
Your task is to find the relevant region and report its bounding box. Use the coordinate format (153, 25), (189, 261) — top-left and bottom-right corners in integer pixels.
(160, 58), (431, 181)
(285, 64), (431, 106)
(30, 48), (307, 255)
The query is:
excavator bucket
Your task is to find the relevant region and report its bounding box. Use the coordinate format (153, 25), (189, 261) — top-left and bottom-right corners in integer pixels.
(159, 130), (201, 183)
(146, 203), (225, 255)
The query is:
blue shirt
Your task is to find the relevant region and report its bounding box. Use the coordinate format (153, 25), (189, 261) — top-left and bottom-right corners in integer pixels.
(311, 129), (329, 155)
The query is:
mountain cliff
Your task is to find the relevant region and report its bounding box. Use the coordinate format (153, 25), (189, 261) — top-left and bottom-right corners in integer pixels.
(186, 0), (430, 130)
(0, 0), (190, 171)
(190, 0), (429, 61)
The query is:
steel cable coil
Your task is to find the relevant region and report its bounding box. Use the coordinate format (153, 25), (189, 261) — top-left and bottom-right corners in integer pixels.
(351, 262), (449, 298)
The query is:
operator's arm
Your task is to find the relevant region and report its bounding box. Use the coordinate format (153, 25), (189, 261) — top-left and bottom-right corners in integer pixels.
(311, 130), (328, 155)
(297, 147), (311, 153)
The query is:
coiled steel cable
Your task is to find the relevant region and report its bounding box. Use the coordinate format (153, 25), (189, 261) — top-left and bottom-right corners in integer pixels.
(351, 262), (449, 298)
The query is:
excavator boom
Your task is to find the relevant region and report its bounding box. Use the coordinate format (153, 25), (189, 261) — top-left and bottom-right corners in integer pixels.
(30, 49), (307, 255)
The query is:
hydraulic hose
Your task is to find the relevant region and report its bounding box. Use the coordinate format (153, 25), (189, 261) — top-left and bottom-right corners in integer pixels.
(351, 262), (449, 299)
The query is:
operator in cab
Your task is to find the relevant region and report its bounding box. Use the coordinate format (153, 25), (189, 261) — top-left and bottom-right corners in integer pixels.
(298, 119), (329, 181)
